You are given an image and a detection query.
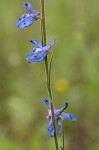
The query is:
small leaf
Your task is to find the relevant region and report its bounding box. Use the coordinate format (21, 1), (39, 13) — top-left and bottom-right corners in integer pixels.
(60, 146), (63, 150)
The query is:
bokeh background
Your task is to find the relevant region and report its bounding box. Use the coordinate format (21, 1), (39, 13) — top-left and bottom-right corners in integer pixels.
(0, 0), (99, 149)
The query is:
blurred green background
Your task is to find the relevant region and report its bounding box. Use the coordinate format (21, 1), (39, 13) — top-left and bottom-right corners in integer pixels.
(0, 0), (99, 149)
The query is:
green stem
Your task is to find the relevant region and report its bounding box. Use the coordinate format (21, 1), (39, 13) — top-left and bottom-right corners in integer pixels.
(40, 0), (59, 150)
(60, 120), (65, 150)
(63, 120), (65, 150)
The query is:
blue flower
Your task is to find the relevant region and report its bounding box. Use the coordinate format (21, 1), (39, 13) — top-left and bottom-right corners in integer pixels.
(16, 2), (40, 28)
(43, 99), (77, 138)
(26, 38), (56, 64)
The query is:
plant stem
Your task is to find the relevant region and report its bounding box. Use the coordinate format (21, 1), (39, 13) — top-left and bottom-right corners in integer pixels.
(60, 120), (65, 150)
(63, 120), (65, 150)
(40, 0), (59, 150)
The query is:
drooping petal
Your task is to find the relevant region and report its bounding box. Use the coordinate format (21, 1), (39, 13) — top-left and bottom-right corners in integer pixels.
(29, 40), (42, 48)
(16, 15), (35, 28)
(43, 99), (50, 108)
(26, 50), (47, 63)
(48, 120), (54, 138)
(54, 102), (68, 118)
(56, 118), (63, 135)
(26, 52), (36, 64)
(23, 1), (34, 13)
(48, 118), (63, 137)
(62, 112), (77, 121)
(43, 38), (56, 52)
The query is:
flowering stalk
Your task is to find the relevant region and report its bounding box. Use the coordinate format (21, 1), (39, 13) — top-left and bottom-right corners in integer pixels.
(16, 1), (77, 149)
(40, 0), (59, 149)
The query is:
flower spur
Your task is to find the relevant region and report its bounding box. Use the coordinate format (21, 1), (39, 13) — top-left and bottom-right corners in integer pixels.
(16, 1), (40, 28)
(26, 38), (56, 64)
(43, 99), (77, 138)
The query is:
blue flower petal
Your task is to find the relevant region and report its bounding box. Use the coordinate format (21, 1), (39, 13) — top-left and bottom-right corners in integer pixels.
(23, 1), (34, 13)
(54, 102), (68, 118)
(43, 99), (50, 108)
(18, 14), (27, 21)
(48, 120), (54, 138)
(56, 118), (63, 135)
(33, 11), (40, 18)
(26, 50), (47, 63)
(16, 15), (35, 28)
(62, 112), (78, 121)
(29, 40), (42, 48)
(48, 119), (63, 137)
(42, 38), (56, 52)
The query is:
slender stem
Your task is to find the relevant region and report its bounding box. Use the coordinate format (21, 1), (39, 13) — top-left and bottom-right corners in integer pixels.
(40, 0), (46, 45)
(40, 0), (59, 150)
(63, 120), (65, 150)
(60, 120), (65, 150)
(41, 19), (44, 45)
(47, 53), (53, 100)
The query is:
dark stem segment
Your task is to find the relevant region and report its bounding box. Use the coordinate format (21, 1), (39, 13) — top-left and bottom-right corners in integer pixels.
(60, 120), (65, 150)
(40, 0), (59, 150)
(60, 146), (63, 150)
(63, 120), (65, 150)
(40, 0), (46, 45)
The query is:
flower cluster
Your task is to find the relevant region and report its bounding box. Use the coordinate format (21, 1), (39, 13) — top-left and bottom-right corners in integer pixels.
(16, 1), (77, 139)
(43, 99), (77, 137)
(16, 1), (56, 63)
